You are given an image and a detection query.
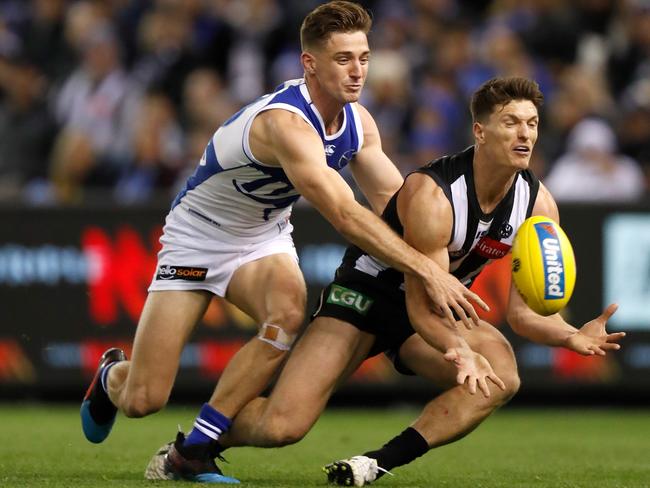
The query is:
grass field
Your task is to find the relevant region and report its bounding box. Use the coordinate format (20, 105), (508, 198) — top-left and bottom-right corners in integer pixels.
(0, 404), (648, 488)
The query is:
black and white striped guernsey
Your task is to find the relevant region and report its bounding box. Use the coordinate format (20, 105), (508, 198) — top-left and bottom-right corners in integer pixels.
(340, 146), (540, 289)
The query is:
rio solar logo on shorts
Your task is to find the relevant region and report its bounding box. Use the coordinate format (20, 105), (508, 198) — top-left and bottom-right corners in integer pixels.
(534, 223), (565, 299)
(156, 265), (208, 281)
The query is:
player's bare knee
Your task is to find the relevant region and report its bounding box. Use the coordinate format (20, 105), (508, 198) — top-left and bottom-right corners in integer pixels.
(267, 305), (305, 335)
(263, 414), (308, 446)
(493, 370), (521, 405)
(257, 307), (304, 352)
(504, 371), (521, 400)
(121, 387), (168, 418)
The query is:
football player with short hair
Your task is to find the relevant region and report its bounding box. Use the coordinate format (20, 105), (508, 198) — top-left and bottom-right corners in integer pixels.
(80, 1), (487, 483)
(162, 76), (625, 486)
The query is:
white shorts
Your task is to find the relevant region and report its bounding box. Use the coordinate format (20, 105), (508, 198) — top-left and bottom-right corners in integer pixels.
(149, 205), (298, 297)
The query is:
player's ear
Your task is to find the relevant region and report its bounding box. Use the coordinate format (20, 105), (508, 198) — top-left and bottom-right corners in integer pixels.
(473, 121), (485, 144)
(301, 52), (316, 75)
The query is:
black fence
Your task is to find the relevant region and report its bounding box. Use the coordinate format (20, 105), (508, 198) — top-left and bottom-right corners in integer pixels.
(1, 203), (649, 403)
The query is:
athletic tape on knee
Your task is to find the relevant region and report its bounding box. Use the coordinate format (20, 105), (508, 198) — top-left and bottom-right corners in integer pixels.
(257, 323), (296, 351)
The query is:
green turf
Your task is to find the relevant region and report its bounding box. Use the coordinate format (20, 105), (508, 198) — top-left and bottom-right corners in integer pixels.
(0, 404), (648, 487)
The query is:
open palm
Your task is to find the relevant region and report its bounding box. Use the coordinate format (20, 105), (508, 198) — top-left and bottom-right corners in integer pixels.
(566, 303), (626, 356)
(444, 347), (506, 397)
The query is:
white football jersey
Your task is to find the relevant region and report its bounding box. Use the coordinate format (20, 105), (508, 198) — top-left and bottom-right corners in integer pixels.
(171, 79), (364, 238)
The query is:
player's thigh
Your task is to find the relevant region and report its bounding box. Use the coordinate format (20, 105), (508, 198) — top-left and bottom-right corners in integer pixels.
(263, 316), (374, 429)
(225, 252), (307, 330)
(126, 289), (212, 393)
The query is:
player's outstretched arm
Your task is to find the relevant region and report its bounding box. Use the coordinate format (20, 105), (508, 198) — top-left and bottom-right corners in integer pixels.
(565, 303), (625, 355)
(399, 173), (505, 397)
(507, 280), (624, 354)
(506, 184), (626, 354)
(259, 110), (487, 328)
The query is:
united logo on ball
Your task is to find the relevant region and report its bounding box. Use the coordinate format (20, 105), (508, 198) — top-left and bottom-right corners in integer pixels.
(511, 216), (576, 315)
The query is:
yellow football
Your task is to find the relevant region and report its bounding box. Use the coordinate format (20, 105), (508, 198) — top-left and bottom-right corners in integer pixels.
(511, 216), (576, 315)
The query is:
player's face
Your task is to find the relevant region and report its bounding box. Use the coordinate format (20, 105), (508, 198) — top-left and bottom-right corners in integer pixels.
(309, 31), (369, 103)
(477, 100), (539, 170)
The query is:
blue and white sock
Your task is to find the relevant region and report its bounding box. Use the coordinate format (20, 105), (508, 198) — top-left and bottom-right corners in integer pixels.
(100, 362), (118, 394)
(184, 403), (232, 446)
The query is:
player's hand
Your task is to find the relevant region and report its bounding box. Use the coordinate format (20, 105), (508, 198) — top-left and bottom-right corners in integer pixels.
(422, 263), (489, 330)
(444, 347), (506, 398)
(565, 303), (625, 356)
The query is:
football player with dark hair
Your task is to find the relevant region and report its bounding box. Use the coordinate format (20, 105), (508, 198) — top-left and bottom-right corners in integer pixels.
(152, 76), (626, 485)
(81, 2), (487, 483)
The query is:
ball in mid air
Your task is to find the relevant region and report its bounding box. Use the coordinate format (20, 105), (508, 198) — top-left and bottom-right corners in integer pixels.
(511, 216), (576, 315)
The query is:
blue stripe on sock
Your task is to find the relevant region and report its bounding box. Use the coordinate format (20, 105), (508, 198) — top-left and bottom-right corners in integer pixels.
(100, 362), (117, 393)
(185, 403), (232, 446)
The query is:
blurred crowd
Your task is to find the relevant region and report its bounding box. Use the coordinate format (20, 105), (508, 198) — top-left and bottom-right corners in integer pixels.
(0, 0), (649, 205)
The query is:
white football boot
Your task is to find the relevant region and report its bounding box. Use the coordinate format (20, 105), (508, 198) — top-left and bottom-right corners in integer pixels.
(144, 441), (174, 480)
(324, 455), (391, 486)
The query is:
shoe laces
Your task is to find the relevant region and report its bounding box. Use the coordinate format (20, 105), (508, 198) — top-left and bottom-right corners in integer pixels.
(377, 466), (394, 477)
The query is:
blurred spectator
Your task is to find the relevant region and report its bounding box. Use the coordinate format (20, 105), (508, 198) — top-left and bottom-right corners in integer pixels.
(114, 91), (184, 203)
(63, 0), (109, 52)
(181, 68), (238, 132)
(0, 0), (648, 204)
(22, 0), (75, 86)
(607, 0), (650, 97)
(519, 0), (580, 69)
(410, 73), (465, 169)
(480, 25), (554, 95)
(544, 118), (645, 202)
(576, 0), (617, 36)
(363, 49), (412, 166)
(130, 2), (199, 107)
(0, 18), (22, 61)
(51, 23), (137, 202)
(0, 58), (54, 200)
(618, 77), (650, 189)
(543, 65), (614, 160)
(218, 0), (284, 102)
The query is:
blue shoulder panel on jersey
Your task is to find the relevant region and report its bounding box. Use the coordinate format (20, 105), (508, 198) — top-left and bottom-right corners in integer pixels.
(266, 85), (324, 139)
(171, 138), (223, 209)
(263, 84), (360, 173)
(323, 103), (359, 171)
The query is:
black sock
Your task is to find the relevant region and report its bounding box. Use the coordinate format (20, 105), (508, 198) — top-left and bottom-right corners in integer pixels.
(363, 427), (429, 477)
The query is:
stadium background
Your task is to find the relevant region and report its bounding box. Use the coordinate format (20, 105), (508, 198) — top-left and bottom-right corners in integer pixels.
(0, 0), (649, 406)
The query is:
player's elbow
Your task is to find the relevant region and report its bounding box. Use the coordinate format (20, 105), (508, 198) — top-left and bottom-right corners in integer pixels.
(506, 307), (528, 336)
(328, 206), (357, 239)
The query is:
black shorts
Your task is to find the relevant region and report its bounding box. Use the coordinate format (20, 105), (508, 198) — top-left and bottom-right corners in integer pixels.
(310, 267), (417, 375)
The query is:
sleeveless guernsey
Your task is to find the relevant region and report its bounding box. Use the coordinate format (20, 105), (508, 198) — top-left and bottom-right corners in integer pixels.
(342, 146), (540, 287)
(171, 78), (364, 238)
